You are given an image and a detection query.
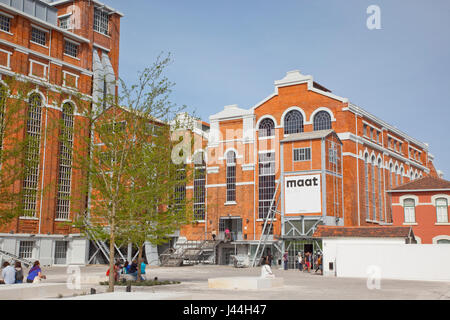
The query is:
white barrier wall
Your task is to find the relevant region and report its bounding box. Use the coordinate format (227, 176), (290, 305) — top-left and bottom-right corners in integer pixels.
(324, 241), (450, 281)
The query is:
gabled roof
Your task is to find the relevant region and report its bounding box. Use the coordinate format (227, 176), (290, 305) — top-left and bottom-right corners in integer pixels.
(313, 226), (414, 239)
(280, 129), (341, 144)
(209, 104), (253, 121)
(389, 176), (450, 192)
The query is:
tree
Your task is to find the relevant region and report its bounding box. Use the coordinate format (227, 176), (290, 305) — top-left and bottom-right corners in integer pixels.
(73, 54), (194, 292)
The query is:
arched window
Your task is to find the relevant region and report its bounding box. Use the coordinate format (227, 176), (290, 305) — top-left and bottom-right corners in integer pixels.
(0, 85), (6, 164)
(313, 111), (332, 131)
(284, 110), (303, 134)
(22, 93), (43, 217)
(226, 151), (236, 202)
(193, 152), (206, 221)
(56, 103), (74, 220)
(364, 154), (369, 220)
(400, 168), (404, 184)
(436, 198), (448, 223)
(403, 199), (416, 223)
(378, 159), (383, 221)
(371, 156), (376, 220)
(395, 166), (399, 186)
(258, 118), (275, 137)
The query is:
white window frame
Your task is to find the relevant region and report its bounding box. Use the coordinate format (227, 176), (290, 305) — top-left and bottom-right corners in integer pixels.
(30, 25), (49, 48)
(63, 38), (80, 59)
(29, 59), (49, 81)
(62, 70), (79, 88)
(403, 198), (416, 224)
(0, 48), (12, 70)
(435, 198), (449, 223)
(0, 12), (13, 35)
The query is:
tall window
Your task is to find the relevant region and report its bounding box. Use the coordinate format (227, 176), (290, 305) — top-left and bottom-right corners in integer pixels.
(258, 152), (275, 219)
(364, 154), (369, 220)
(313, 111), (331, 131)
(284, 110), (303, 134)
(226, 151), (236, 202)
(400, 168), (404, 184)
(258, 118), (275, 137)
(94, 8), (109, 35)
(403, 199), (416, 223)
(193, 152), (206, 220)
(378, 159), (383, 221)
(0, 85), (6, 164)
(59, 16), (71, 30)
(436, 198), (449, 223)
(0, 14), (11, 33)
(31, 27), (46, 46)
(174, 165), (186, 213)
(371, 157), (376, 220)
(395, 166), (399, 186)
(22, 94), (43, 217)
(56, 103), (74, 220)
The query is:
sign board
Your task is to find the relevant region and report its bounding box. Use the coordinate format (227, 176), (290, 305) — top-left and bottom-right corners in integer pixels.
(284, 174), (321, 214)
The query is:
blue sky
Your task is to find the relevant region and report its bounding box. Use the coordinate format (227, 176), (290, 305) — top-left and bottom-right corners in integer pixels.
(107, 0), (450, 177)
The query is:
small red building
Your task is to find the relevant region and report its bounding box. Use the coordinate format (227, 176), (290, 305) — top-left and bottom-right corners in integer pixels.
(389, 176), (450, 244)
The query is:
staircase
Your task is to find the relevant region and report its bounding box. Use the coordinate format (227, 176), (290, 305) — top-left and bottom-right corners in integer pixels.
(0, 248), (34, 268)
(160, 240), (221, 267)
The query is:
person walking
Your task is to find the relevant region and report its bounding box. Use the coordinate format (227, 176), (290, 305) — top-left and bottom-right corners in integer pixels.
(315, 254), (323, 275)
(283, 251), (289, 270)
(297, 252), (303, 271)
(140, 259), (147, 281)
(14, 262), (24, 284)
(305, 252), (311, 272)
(211, 229), (217, 241)
(26, 261), (46, 283)
(1, 262), (16, 284)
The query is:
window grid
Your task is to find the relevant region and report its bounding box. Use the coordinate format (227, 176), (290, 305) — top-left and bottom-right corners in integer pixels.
(364, 155), (369, 220)
(293, 147), (311, 162)
(31, 27), (46, 46)
(54, 241), (68, 264)
(313, 111), (331, 131)
(56, 104), (74, 220)
(0, 86), (5, 162)
(193, 154), (206, 221)
(174, 165), (186, 213)
(329, 145), (338, 165)
(436, 198), (448, 223)
(226, 151), (236, 202)
(94, 8), (109, 35)
(404, 199), (416, 223)
(64, 41), (78, 58)
(378, 162), (383, 221)
(59, 16), (71, 29)
(258, 152), (275, 219)
(22, 94), (42, 217)
(371, 158), (376, 220)
(19, 241), (34, 259)
(284, 110), (303, 134)
(0, 14), (11, 33)
(258, 118), (275, 137)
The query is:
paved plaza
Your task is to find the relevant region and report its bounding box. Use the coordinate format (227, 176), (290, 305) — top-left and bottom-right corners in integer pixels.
(1, 264), (449, 300)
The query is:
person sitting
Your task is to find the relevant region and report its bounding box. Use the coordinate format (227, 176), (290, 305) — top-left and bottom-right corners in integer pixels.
(260, 259), (275, 279)
(128, 259), (138, 280)
(26, 261), (46, 283)
(1, 262), (16, 285)
(14, 261), (24, 284)
(140, 259), (147, 281)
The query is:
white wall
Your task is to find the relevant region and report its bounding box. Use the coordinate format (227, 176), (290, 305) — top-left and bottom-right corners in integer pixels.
(323, 239), (450, 281)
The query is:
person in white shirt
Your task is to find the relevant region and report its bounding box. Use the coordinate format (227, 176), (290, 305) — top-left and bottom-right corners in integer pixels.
(261, 259), (275, 279)
(1, 262), (16, 284)
(297, 252), (303, 271)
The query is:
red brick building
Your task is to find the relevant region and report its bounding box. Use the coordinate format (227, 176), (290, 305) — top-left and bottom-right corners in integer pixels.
(178, 70), (439, 265)
(389, 176), (450, 244)
(0, 0), (122, 265)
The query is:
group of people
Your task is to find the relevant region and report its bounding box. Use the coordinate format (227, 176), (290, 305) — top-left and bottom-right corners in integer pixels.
(106, 258), (147, 282)
(282, 251), (323, 274)
(1, 260), (46, 285)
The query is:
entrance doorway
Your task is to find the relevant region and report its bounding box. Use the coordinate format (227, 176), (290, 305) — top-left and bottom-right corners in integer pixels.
(219, 217), (242, 241)
(285, 240), (322, 269)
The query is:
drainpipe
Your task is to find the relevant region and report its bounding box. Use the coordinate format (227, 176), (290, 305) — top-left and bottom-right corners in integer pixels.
(355, 111), (360, 226)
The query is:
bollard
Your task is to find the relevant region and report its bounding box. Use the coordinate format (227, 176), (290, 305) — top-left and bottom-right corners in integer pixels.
(126, 284), (131, 292)
(90, 288), (96, 295)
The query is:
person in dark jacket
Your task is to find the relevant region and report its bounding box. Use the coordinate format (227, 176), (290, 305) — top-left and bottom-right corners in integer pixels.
(14, 261), (24, 283)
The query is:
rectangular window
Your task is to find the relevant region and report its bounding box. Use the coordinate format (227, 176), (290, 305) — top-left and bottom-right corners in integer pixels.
(19, 241), (34, 259)
(193, 163), (206, 221)
(404, 199), (416, 223)
(54, 241), (68, 265)
(64, 40), (79, 58)
(226, 163), (236, 202)
(329, 145), (338, 165)
(436, 199), (448, 223)
(363, 124), (367, 136)
(31, 27), (46, 46)
(293, 147), (311, 162)
(94, 8), (109, 35)
(0, 14), (11, 33)
(258, 152), (275, 219)
(59, 16), (71, 30)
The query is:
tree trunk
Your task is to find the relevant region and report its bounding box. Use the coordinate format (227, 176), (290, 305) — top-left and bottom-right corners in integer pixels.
(108, 217), (115, 292)
(136, 243), (144, 282)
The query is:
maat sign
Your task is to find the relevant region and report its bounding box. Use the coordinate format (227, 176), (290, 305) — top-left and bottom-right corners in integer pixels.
(284, 174), (321, 214)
